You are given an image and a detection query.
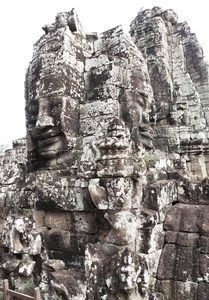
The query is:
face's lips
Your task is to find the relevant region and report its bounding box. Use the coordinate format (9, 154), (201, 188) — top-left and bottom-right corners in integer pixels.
(30, 130), (63, 153)
(38, 135), (60, 148)
(31, 129), (60, 143)
(36, 134), (64, 159)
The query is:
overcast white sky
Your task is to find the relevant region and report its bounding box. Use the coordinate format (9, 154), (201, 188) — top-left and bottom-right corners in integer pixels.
(1, 0), (209, 146)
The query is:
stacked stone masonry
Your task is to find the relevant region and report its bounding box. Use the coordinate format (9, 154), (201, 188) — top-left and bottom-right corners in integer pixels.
(0, 7), (209, 299)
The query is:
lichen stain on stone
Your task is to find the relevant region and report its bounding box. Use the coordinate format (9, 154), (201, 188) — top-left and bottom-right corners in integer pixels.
(0, 6), (209, 300)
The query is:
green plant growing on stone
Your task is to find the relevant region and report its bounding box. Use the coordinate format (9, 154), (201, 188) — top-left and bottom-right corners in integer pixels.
(147, 263), (157, 294)
(124, 289), (137, 300)
(149, 275), (157, 293)
(23, 210), (31, 217)
(144, 156), (157, 169)
(144, 156), (157, 163)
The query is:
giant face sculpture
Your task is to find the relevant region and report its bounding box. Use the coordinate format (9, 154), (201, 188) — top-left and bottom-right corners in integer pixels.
(26, 96), (67, 159)
(25, 11), (84, 166)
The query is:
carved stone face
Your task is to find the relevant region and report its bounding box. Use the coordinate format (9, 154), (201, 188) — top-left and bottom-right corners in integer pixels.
(26, 97), (68, 159)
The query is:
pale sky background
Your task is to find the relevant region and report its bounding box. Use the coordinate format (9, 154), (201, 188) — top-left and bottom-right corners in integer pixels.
(0, 0), (209, 146)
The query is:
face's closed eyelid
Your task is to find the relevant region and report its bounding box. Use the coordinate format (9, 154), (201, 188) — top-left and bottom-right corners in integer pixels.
(50, 101), (62, 114)
(31, 104), (39, 113)
(26, 102), (39, 117)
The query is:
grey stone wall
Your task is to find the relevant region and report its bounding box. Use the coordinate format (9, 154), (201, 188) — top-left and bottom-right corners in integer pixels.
(0, 7), (209, 300)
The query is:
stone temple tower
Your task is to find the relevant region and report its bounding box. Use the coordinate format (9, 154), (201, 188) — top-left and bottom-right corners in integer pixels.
(0, 7), (209, 300)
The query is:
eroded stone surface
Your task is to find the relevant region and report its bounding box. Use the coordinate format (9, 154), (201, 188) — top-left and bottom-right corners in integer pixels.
(0, 6), (209, 300)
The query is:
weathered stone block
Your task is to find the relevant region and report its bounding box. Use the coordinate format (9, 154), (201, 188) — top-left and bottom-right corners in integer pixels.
(199, 236), (209, 253)
(42, 259), (66, 272)
(50, 269), (86, 299)
(96, 158), (134, 177)
(157, 280), (198, 300)
(80, 99), (119, 120)
(197, 282), (209, 300)
(156, 280), (174, 299)
(164, 204), (200, 233)
(199, 254), (209, 282)
(198, 207), (209, 236)
(70, 212), (97, 234)
(157, 244), (176, 280)
(147, 249), (162, 277)
(44, 229), (71, 252)
(10, 275), (36, 297)
(31, 172), (92, 211)
(174, 245), (200, 281)
(80, 116), (116, 136)
(47, 233), (98, 266)
(165, 231), (199, 247)
(1, 5), (209, 300)
(178, 206), (200, 233)
(157, 243), (200, 282)
(44, 211), (69, 230)
(163, 205), (183, 232)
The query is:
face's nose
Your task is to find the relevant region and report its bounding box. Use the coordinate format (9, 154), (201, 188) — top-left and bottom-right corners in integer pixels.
(35, 114), (54, 129)
(35, 100), (54, 130)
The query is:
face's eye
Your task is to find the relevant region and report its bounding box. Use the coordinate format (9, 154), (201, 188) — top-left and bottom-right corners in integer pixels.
(26, 101), (39, 126)
(26, 102), (39, 115)
(51, 100), (62, 115)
